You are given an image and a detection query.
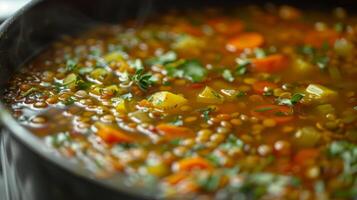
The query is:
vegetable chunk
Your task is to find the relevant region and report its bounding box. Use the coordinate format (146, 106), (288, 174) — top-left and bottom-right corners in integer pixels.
(149, 91), (188, 111)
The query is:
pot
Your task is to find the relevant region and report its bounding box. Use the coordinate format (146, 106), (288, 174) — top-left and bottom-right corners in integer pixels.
(0, 1), (356, 200)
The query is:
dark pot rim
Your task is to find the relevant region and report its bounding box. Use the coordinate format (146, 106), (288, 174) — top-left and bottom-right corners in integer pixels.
(0, 0), (157, 199)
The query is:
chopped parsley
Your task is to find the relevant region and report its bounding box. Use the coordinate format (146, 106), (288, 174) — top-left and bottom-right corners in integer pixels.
(65, 59), (78, 72)
(297, 44), (330, 70)
(147, 51), (177, 66)
(131, 69), (156, 91)
(254, 107), (274, 112)
(222, 69), (234, 82)
(200, 107), (215, 122)
(277, 93), (304, 106)
(170, 116), (183, 126)
(235, 58), (250, 75)
(21, 87), (38, 97)
(166, 59), (207, 82)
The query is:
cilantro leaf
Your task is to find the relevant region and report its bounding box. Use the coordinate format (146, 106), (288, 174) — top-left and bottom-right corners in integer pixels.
(167, 60), (207, 82)
(222, 69), (234, 82)
(147, 51), (177, 66)
(65, 59), (78, 72)
(131, 69), (156, 91)
(277, 93), (304, 106)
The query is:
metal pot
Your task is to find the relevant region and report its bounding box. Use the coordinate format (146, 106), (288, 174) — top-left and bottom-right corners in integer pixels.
(0, 1), (356, 199)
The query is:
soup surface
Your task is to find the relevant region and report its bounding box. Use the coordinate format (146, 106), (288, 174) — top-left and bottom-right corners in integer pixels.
(3, 5), (357, 200)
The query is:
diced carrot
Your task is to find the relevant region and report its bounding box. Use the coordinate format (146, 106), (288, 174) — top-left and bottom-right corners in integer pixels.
(226, 32), (264, 51)
(156, 124), (194, 139)
(96, 123), (133, 144)
(138, 99), (152, 107)
(250, 54), (289, 73)
(251, 104), (294, 124)
(189, 83), (205, 89)
(175, 157), (213, 171)
(304, 29), (339, 48)
(293, 149), (319, 166)
(252, 81), (278, 94)
(208, 18), (244, 35)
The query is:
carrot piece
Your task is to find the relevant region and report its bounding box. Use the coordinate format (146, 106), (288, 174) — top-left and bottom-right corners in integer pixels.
(138, 99), (151, 107)
(188, 83), (205, 89)
(156, 124), (194, 139)
(175, 157), (213, 171)
(208, 18), (244, 35)
(250, 54), (289, 73)
(304, 29), (339, 48)
(96, 123), (133, 144)
(226, 32), (264, 51)
(252, 81), (278, 94)
(251, 104), (294, 124)
(293, 149), (319, 165)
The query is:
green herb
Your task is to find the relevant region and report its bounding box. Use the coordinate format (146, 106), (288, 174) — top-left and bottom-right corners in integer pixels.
(297, 45), (316, 55)
(121, 93), (133, 100)
(206, 154), (221, 166)
(254, 107), (274, 112)
(131, 69), (156, 91)
(63, 97), (75, 105)
(220, 134), (244, 150)
(235, 59), (250, 75)
(200, 107), (215, 122)
(236, 91), (246, 98)
(297, 44), (330, 70)
(354, 106), (357, 111)
(254, 48), (267, 58)
(65, 59), (78, 72)
(315, 55), (329, 70)
(198, 174), (221, 192)
(78, 67), (94, 75)
(170, 138), (181, 146)
(170, 116), (183, 126)
(222, 69), (234, 82)
(147, 51), (177, 66)
(129, 59), (144, 70)
(76, 79), (92, 90)
(166, 60), (207, 82)
(277, 93), (304, 106)
(21, 87), (38, 97)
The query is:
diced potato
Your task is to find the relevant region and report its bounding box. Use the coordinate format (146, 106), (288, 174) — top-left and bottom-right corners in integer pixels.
(104, 51), (125, 63)
(63, 73), (78, 88)
(89, 68), (110, 82)
(112, 97), (127, 112)
(292, 58), (314, 74)
(129, 110), (152, 123)
(103, 85), (123, 96)
(146, 162), (169, 177)
(305, 84), (337, 102)
(293, 126), (321, 148)
(149, 91), (187, 111)
(197, 86), (224, 104)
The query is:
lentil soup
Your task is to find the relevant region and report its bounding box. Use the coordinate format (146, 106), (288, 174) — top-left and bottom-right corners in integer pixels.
(3, 5), (357, 200)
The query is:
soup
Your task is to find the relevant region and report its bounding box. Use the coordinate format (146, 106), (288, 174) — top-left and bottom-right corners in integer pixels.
(3, 5), (357, 200)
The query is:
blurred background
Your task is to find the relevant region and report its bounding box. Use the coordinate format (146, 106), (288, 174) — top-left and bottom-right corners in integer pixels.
(0, 1), (31, 199)
(0, 0), (31, 21)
